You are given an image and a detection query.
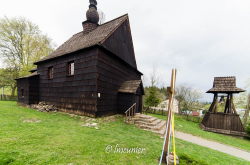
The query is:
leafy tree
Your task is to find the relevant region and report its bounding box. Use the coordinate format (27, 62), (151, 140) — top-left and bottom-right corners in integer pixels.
(242, 94), (250, 127)
(234, 92), (248, 109)
(0, 68), (18, 96)
(175, 85), (203, 114)
(234, 92), (250, 127)
(0, 17), (54, 95)
(145, 87), (161, 107)
(246, 122), (250, 136)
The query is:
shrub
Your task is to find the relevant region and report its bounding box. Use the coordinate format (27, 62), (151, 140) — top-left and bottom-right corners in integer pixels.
(246, 123), (250, 136)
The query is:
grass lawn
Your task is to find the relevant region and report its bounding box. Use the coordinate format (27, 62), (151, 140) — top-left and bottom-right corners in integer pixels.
(149, 113), (250, 152)
(0, 101), (249, 165)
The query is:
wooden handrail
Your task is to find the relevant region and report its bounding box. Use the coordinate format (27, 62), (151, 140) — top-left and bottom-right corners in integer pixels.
(124, 103), (136, 122)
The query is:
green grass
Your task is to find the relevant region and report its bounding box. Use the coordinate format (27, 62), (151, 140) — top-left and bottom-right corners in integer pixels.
(0, 101), (249, 165)
(149, 113), (250, 152)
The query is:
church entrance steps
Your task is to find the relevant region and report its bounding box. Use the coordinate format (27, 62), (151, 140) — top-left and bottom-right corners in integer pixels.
(126, 113), (166, 136)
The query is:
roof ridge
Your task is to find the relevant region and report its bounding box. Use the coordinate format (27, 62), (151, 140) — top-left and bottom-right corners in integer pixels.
(53, 14), (128, 52)
(72, 14), (128, 35)
(99, 14), (128, 26)
(34, 14), (130, 64)
(99, 14), (128, 44)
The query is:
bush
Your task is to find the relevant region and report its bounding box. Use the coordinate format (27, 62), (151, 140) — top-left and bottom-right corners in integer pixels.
(246, 123), (250, 136)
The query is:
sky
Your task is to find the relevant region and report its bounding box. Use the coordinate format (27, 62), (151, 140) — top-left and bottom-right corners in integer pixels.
(1, 0), (250, 100)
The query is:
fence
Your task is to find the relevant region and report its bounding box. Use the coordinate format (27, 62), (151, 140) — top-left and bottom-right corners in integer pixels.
(143, 106), (168, 116)
(0, 95), (17, 101)
(143, 106), (202, 123)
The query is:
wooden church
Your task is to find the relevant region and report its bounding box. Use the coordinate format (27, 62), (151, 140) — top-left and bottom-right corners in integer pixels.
(16, 0), (144, 117)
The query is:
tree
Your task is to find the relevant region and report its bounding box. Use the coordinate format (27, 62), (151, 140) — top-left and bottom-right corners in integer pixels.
(243, 94), (250, 127)
(0, 17), (54, 95)
(234, 92), (248, 109)
(0, 68), (18, 96)
(144, 66), (162, 107)
(175, 85), (203, 114)
(234, 92), (250, 127)
(175, 86), (189, 113)
(149, 65), (160, 87)
(145, 87), (161, 107)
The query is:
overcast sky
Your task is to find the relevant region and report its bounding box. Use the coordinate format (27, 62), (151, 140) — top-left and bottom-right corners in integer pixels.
(1, 0), (250, 99)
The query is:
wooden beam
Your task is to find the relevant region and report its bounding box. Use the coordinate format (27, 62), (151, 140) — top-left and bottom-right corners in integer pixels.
(224, 94), (230, 113)
(209, 94), (218, 113)
(162, 69), (177, 163)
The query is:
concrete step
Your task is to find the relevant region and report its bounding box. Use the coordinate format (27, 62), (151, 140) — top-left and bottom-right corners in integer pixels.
(135, 120), (166, 131)
(134, 118), (162, 126)
(153, 120), (166, 131)
(134, 114), (157, 120)
(125, 113), (168, 137)
(132, 115), (158, 123)
(152, 127), (166, 136)
(134, 113), (152, 118)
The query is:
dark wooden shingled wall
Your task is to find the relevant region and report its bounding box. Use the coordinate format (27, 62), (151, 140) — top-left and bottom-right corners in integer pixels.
(37, 48), (99, 117)
(17, 78), (29, 105)
(95, 20), (142, 117)
(102, 19), (137, 69)
(96, 48), (141, 117)
(29, 75), (39, 104)
(17, 75), (39, 105)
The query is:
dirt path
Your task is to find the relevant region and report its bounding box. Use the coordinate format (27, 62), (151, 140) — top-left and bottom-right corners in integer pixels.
(175, 131), (250, 162)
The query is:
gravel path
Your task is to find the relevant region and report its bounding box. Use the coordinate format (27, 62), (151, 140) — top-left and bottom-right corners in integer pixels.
(175, 131), (250, 162)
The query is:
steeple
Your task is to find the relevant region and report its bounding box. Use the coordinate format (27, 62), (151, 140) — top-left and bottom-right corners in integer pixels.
(82, 0), (99, 33)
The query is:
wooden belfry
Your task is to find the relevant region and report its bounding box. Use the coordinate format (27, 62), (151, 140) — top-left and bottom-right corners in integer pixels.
(201, 77), (246, 136)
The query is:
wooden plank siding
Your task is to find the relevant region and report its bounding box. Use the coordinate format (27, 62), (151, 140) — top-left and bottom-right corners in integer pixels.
(17, 78), (29, 105)
(96, 48), (141, 117)
(17, 75), (39, 105)
(201, 112), (245, 135)
(102, 19), (137, 69)
(16, 14), (144, 117)
(37, 48), (99, 117)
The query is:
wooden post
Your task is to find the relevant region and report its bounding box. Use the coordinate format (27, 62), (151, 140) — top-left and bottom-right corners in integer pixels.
(161, 69), (177, 163)
(209, 93), (218, 113)
(129, 107), (131, 119)
(228, 94), (232, 114)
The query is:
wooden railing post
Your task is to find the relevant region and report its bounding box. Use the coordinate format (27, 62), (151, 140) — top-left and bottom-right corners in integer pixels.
(124, 103), (137, 123)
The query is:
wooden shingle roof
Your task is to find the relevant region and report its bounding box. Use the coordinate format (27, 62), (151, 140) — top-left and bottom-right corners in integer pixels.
(118, 80), (143, 94)
(35, 14), (128, 64)
(207, 77), (245, 93)
(16, 71), (39, 80)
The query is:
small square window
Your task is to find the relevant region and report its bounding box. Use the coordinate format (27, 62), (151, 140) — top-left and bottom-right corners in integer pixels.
(48, 67), (54, 79)
(67, 61), (74, 76)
